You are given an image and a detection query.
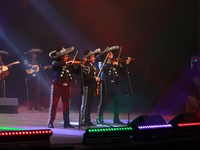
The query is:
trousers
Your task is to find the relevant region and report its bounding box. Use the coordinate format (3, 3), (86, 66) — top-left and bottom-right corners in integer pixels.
(48, 82), (71, 125)
(80, 85), (95, 124)
(97, 82), (121, 120)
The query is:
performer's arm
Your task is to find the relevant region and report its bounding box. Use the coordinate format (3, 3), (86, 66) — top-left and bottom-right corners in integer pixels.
(52, 61), (65, 70)
(23, 60), (32, 69)
(72, 64), (81, 74)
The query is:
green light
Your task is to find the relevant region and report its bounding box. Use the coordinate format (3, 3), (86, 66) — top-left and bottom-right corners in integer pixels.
(0, 127), (24, 131)
(87, 127), (133, 133)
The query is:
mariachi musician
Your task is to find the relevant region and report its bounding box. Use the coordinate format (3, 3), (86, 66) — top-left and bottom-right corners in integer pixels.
(0, 50), (13, 98)
(48, 46), (80, 128)
(96, 46), (131, 124)
(0, 50), (20, 98)
(23, 48), (47, 110)
(80, 48), (101, 126)
(0, 50), (9, 98)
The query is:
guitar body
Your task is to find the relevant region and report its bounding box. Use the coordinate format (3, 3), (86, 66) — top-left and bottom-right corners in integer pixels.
(0, 69), (9, 80)
(26, 65), (40, 74)
(0, 61), (20, 79)
(25, 65), (51, 74)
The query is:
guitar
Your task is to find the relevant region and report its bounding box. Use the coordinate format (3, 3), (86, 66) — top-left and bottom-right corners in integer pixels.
(0, 61), (20, 79)
(26, 65), (52, 74)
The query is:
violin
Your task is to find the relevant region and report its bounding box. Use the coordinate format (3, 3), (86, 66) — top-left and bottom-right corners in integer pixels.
(111, 58), (135, 63)
(66, 58), (86, 66)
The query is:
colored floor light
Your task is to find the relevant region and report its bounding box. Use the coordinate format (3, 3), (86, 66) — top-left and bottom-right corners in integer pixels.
(177, 122), (200, 127)
(0, 129), (53, 148)
(83, 127), (133, 145)
(138, 124), (173, 130)
(87, 127), (133, 133)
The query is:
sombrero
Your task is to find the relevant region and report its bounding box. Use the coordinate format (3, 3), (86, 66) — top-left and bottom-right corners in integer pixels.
(49, 46), (74, 59)
(96, 46), (119, 58)
(23, 48), (43, 55)
(0, 50), (9, 57)
(83, 48), (101, 58)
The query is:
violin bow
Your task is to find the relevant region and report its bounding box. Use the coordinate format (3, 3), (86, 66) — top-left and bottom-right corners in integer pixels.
(72, 50), (78, 62)
(117, 47), (122, 63)
(97, 53), (109, 77)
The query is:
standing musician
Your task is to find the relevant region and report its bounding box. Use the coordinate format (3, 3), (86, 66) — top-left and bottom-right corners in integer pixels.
(80, 48), (101, 126)
(96, 46), (131, 124)
(48, 46), (80, 128)
(24, 49), (47, 110)
(0, 50), (11, 97)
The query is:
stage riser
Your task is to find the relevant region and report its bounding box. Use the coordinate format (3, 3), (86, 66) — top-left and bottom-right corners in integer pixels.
(0, 98), (18, 114)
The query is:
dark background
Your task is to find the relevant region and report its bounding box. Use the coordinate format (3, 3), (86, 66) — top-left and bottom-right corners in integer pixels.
(0, 0), (199, 113)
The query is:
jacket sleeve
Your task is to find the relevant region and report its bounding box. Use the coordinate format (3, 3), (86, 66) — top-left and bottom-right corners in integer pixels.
(23, 60), (32, 69)
(52, 61), (66, 70)
(72, 64), (81, 74)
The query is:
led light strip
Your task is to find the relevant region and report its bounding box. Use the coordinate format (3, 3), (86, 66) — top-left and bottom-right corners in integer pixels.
(87, 127), (133, 133)
(0, 129), (53, 136)
(138, 124), (173, 129)
(178, 122), (200, 127)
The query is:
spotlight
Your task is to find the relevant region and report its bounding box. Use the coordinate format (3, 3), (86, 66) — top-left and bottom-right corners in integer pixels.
(0, 129), (53, 148)
(128, 115), (172, 141)
(169, 112), (200, 137)
(83, 127), (133, 145)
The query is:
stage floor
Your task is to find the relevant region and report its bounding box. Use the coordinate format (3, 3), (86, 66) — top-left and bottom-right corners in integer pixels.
(0, 106), (199, 149)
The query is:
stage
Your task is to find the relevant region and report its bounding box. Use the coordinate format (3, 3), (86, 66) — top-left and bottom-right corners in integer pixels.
(0, 106), (199, 149)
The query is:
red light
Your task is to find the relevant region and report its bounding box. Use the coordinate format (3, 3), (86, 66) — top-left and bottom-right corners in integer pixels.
(178, 122), (200, 127)
(0, 129), (52, 137)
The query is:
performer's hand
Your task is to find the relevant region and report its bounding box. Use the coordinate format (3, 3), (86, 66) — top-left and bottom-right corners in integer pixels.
(96, 77), (100, 82)
(66, 60), (74, 65)
(43, 65), (48, 69)
(113, 62), (118, 66)
(126, 57), (131, 64)
(32, 65), (38, 69)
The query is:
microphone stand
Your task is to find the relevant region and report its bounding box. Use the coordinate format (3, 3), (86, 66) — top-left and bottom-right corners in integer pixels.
(124, 62), (133, 124)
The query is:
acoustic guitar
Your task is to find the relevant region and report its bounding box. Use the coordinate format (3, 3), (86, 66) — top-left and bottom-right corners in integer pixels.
(26, 65), (52, 74)
(0, 61), (20, 80)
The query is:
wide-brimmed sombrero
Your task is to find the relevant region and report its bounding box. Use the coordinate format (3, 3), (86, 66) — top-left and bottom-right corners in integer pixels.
(97, 46), (119, 58)
(83, 48), (101, 58)
(0, 50), (9, 57)
(49, 46), (74, 59)
(23, 48), (43, 55)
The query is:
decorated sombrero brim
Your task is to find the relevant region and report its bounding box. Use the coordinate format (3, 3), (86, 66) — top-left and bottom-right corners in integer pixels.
(97, 46), (119, 58)
(84, 48), (101, 58)
(49, 46), (74, 59)
(0, 50), (9, 57)
(23, 49), (43, 55)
